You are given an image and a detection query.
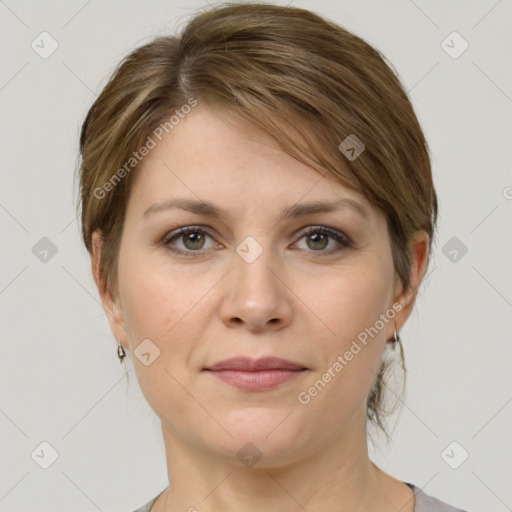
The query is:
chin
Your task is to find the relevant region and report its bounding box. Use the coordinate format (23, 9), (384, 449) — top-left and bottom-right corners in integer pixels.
(202, 407), (309, 467)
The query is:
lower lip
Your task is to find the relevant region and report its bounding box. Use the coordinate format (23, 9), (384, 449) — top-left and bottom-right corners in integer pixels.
(206, 369), (306, 390)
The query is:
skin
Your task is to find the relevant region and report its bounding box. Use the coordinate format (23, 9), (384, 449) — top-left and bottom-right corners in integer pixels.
(92, 104), (429, 512)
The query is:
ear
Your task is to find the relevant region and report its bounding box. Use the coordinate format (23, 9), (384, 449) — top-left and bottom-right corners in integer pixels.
(91, 230), (129, 349)
(387, 230), (430, 342)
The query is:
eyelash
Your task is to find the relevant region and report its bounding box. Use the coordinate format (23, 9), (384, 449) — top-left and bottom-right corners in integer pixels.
(162, 225), (353, 257)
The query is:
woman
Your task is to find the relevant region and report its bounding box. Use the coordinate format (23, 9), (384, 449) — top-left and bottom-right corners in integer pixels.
(77, 3), (468, 511)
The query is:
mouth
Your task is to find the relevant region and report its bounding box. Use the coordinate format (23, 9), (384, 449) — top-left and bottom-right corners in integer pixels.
(203, 357), (308, 391)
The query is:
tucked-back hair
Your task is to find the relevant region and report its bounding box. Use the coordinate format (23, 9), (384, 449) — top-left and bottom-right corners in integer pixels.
(77, 2), (438, 439)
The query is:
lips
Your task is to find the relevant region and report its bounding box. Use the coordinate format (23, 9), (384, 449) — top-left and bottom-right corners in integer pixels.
(204, 356), (307, 372)
(203, 357), (308, 391)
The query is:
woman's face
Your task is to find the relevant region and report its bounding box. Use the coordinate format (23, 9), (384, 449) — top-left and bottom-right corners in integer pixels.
(96, 105), (419, 466)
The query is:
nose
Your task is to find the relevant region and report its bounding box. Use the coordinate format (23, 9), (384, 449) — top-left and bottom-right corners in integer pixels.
(219, 244), (293, 333)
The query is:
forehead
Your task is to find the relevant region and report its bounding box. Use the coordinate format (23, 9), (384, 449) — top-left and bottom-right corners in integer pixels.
(127, 105), (374, 221)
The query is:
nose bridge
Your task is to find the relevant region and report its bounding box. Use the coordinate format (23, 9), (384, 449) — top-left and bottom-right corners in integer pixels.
(220, 234), (292, 330)
(233, 234), (281, 304)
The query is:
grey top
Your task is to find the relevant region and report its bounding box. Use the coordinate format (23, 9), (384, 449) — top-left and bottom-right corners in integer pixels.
(132, 482), (467, 511)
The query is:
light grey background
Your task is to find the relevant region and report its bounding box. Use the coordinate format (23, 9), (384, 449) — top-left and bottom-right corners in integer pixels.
(1, 1), (510, 511)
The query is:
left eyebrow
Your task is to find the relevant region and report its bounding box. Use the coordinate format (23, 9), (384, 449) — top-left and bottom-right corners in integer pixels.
(281, 199), (369, 220)
(142, 197), (370, 221)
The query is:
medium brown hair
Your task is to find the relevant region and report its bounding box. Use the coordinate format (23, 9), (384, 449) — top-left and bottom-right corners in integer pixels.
(76, 2), (437, 438)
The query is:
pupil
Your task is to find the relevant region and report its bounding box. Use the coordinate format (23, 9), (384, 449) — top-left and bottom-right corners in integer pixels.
(185, 232), (203, 249)
(308, 233), (327, 250)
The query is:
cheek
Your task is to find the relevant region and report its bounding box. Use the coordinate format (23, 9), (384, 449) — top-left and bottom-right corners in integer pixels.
(306, 261), (394, 343)
(118, 249), (213, 368)
(117, 254), (201, 417)
(298, 260), (394, 408)
(118, 244), (186, 336)
(120, 265), (172, 342)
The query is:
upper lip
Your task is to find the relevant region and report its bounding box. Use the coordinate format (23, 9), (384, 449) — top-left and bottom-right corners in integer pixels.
(204, 357), (307, 372)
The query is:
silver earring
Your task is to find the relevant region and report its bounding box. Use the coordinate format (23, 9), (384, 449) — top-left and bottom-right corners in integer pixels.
(391, 323), (405, 370)
(117, 339), (126, 362)
(389, 321), (400, 346)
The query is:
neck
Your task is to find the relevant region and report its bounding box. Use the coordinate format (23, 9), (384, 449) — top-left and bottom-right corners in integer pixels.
(153, 410), (401, 512)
